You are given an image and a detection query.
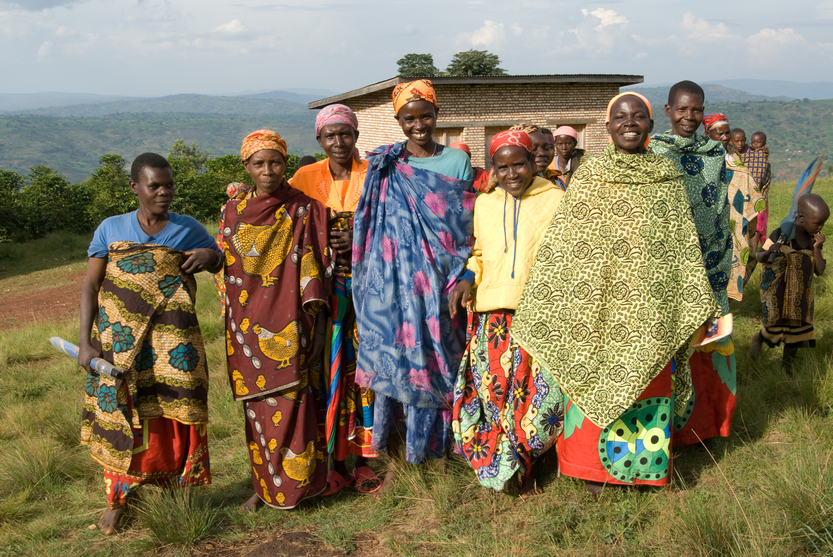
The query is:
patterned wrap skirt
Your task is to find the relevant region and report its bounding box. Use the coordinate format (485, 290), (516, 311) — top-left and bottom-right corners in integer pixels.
(674, 336), (736, 446)
(104, 417), (210, 510)
(452, 310), (562, 490)
(558, 361), (674, 485)
(243, 373), (327, 509)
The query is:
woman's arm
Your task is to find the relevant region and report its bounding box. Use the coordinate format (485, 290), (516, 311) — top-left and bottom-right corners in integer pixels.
(78, 257), (107, 371)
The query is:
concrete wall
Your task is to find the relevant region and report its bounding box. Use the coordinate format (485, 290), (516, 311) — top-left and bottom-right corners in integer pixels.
(341, 82), (620, 169)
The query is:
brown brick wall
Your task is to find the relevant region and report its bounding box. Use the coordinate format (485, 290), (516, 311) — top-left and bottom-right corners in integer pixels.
(341, 82), (620, 168)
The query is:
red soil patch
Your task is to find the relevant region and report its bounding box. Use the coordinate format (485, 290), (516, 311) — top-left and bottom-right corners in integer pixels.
(0, 271), (85, 330)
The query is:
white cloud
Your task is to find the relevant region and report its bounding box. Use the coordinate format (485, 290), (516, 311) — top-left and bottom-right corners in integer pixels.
(36, 40), (52, 57)
(747, 27), (806, 46)
(745, 28), (809, 62)
(681, 12), (739, 40)
(581, 8), (627, 32)
(214, 19), (247, 36)
(456, 20), (506, 49)
(55, 26), (77, 37)
(511, 23), (523, 36)
(635, 52), (648, 59)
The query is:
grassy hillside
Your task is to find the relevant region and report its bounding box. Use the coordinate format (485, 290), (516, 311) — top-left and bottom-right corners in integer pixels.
(628, 84), (794, 107)
(0, 112), (318, 182)
(0, 180), (831, 556)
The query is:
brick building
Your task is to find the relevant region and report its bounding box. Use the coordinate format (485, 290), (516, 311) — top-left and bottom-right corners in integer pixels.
(308, 74), (643, 169)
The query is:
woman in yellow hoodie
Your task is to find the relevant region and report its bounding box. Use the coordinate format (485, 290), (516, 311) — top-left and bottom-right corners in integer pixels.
(449, 130), (565, 495)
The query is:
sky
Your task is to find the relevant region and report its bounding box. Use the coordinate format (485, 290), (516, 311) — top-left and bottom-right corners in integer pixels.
(1, 0), (832, 97)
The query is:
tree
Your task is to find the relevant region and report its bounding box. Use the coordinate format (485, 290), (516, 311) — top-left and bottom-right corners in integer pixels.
(86, 154), (133, 227)
(397, 53), (441, 77)
(18, 166), (71, 238)
(446, 50), (507, 76)
(168, 139), (210, 175)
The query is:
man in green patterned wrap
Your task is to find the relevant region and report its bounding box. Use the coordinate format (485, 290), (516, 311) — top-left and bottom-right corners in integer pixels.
(649, 81), (739, 447)
(512, 92), (719, 487)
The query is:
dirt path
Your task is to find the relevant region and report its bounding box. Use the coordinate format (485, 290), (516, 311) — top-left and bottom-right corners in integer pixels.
(0, 271), (85, 329)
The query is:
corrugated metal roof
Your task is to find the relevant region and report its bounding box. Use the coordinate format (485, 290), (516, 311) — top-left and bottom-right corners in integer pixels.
(308, 74), (644, 109)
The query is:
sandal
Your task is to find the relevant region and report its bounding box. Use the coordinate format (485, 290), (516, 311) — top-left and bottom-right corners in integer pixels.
(353, 466), (382, 494)
(323, 469), (352, 496)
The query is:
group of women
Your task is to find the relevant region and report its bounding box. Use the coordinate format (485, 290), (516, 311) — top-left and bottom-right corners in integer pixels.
(80, 79), (746, 531)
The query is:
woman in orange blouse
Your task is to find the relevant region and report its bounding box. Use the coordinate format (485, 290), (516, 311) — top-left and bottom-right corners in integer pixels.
(289, 104), (379, 494)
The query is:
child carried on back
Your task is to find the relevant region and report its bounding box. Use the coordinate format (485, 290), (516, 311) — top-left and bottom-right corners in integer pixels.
(750, 194), (829, 371)
(448, 130), (564, 495)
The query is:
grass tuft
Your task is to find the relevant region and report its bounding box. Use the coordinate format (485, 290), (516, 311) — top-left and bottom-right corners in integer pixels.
(0, 437), (87, 496)
(135, 486), (222, 547)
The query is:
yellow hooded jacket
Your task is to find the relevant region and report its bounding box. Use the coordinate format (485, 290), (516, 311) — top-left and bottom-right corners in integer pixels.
(466, 176), (564, 313)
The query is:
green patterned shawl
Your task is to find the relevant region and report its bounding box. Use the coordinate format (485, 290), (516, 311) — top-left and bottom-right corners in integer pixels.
(512, 144), (720, 428)
(650, 133), (731, 314)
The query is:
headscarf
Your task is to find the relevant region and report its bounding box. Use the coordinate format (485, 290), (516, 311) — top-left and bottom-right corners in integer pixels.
(315, 103), (361, 161)
(315, 104), (359, 136)
(449, 141), (470, 155)
(554, 125), (578, 140)
(489, 130), (533, 160)
(605, 92), (653, 149)
(241, 129), (287, 161)
(392, 79), (438, 114)
(703, 113), (729, 134)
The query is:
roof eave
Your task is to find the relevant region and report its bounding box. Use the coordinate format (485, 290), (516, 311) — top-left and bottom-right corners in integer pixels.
(307, 74), (644, 109)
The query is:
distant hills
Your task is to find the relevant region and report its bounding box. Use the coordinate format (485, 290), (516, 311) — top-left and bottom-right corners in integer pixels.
(0, 92), (142, 114)
(624, 83), (794, 108)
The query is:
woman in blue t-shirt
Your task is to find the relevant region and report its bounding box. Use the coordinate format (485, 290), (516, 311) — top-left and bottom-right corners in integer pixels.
(78, 153), (222, 535)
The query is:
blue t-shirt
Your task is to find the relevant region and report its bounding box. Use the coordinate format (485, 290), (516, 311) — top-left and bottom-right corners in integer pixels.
(405, 145), (474, 181)
(87, 211), (219, 258)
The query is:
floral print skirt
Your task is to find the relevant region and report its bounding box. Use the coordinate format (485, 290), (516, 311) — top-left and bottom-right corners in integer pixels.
(558, 361), (673, 485)
(452, 310), (562, 490)
(104, 417), (210, 510)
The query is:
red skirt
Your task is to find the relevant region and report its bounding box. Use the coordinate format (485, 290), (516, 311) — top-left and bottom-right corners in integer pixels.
(674, 336), (736, 446)
(104, 417), (210, 510)
(557, 361), (673, 486)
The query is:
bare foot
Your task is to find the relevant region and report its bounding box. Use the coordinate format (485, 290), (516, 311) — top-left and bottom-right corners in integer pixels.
(519, 477), (543, 498)
(97, 508), (122, 535)
(585, 481), (605, 495)
(749, 332), (763, 361)
(374, 465), (396, 499)
(241, 493), (263, 512)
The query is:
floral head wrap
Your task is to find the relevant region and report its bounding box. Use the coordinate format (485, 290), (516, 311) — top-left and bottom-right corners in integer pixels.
(605, 92), (653, 149)
(241, 129), (287, 161)
(702, 113), (729, 134)
(489, 130), (533, 160)
(392, 79), (438, 114)
(315, 104), (359, 136)
(554, 125), (578, 140)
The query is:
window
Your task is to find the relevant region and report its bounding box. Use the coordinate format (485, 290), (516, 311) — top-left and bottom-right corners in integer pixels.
(436, 128), (463, 146)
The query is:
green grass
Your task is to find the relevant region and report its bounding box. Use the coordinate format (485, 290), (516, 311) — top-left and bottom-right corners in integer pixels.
(1, 184), (833, 556)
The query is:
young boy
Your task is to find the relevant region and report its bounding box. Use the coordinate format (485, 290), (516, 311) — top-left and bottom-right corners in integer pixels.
(750, 194), (828, 371)
(731, 128), (751, 154)
(650, 80), (736, 447)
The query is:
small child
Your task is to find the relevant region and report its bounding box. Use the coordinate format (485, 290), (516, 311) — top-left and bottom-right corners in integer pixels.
(731, 128), (751, 154)
(750, 131), (769, 156)
(750, 194), (829, 371)
(743, 131), (772, 265)
(449, 129), (564, 495)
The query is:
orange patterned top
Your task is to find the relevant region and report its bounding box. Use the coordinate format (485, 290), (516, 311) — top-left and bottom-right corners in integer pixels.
(289, 157), (368, 213)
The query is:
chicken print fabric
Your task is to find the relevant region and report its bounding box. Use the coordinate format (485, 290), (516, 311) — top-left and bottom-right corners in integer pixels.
(221, 187), (333, 399)
(221, 186), (333, 508)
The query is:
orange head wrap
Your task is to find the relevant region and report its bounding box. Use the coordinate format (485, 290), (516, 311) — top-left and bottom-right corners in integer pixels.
(392, 79), (438, 115)
(605, 92), (653, 149)
(241, 129), (288, 161)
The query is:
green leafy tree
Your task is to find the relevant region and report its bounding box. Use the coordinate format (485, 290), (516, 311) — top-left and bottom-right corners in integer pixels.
(397, 53), (441, 77)
(0, 169), (24, 241)
(18, 166), (71, 238)
(205, 154), (249, 185)
(446, 50), (507, 76)
(168, 139), (210, 175)
(86, 154), (134, 227)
